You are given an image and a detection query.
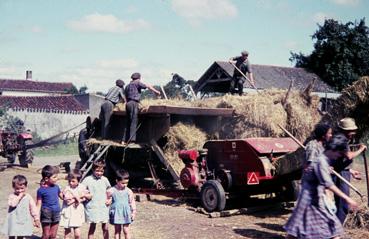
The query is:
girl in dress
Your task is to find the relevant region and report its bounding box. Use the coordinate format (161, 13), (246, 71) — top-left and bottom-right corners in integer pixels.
(1, 175), (40, 239)
(81, 161), (111, 239)
(60, 170), (89, 239)
(284, 135), (358, 239)
(107, 169), (136, 239)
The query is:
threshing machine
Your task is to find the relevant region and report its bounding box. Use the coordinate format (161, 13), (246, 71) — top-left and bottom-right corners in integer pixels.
(79, 104), (302, 212)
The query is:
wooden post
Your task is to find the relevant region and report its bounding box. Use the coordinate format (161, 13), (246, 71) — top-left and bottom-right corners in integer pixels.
(160, 85), (168, 100)
(188, 85), (197, 100)
(363, 151), (369, 206)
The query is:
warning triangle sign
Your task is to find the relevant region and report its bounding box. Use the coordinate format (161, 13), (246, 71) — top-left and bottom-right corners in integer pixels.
(247, 172), (259, 185)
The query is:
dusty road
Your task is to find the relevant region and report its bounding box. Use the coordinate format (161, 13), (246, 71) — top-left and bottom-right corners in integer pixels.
(0, 155), (368, 239)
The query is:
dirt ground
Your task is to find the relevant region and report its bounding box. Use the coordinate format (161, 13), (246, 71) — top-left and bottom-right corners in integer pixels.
(1, 156), (369, 239)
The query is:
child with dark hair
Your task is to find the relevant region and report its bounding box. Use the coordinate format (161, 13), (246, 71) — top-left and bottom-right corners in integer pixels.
(60, 170), (90, 239)
(1, 175), (40, 238)
(107, 169), (136, 239)
(81, 161), (111, 239)
(36, 165), (63, 239)
(284, 134), (358, 239)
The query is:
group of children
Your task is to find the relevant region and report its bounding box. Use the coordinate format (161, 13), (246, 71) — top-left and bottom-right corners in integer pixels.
(1, 161), (136, 239)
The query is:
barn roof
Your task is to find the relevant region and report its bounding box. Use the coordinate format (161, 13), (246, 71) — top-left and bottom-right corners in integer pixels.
(0, 79), (75, 93)
(0, 95), (88, 112)
(194, 61), (336, 93)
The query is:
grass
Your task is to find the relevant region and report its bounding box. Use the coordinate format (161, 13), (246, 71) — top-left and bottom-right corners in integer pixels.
(33, 141), (78, 157)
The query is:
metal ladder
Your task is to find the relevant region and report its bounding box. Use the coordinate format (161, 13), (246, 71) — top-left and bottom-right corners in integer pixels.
(81, 144), (111, 180)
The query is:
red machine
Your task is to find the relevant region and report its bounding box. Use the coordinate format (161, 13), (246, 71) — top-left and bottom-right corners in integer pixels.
(178, 138), (300, 212)
(0, 130), (33, 166)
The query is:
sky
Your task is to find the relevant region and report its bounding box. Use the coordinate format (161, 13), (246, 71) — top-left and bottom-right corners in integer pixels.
(0, 0), (368, 92)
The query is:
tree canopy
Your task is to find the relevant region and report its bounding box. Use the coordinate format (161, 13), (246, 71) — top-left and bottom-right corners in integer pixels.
(290, 18), (369, 90)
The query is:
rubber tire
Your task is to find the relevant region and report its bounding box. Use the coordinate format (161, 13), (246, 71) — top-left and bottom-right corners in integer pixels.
(200, 180), (226, 212)
(7, 153), (16, 164)
(19, 140), (34, 167)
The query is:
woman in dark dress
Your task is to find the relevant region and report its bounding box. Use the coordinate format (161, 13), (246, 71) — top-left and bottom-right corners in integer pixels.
(284, 134), (358, 239)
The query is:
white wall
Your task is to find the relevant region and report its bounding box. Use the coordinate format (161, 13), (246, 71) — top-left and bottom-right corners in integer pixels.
(8, 109), (88, 139)
(1, 91), (61, 96)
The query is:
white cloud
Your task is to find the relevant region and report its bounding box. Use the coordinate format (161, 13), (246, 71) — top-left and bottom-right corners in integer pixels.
(30, 26), (43, 33)
(0, 66), (18, 76)
(66, 13), (150, 33)
(312, 12), (333, 24)
(97, 59), (139, 69)
(328, 0), (360, 6)
(171, 0), (238, 25)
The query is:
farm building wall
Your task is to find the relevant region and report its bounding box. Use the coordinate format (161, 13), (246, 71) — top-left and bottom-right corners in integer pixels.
(74, 93), (104, 119)
(8, 109), (88, 139)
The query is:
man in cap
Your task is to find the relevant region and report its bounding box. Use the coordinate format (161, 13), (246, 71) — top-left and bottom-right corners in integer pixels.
(330, 117), (367, 223)
(124, 72), (161, 143)
(99, 79), (126, 139)
(229, 50), (255, 96)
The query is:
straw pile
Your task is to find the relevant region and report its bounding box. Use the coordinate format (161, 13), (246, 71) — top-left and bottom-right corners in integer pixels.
(345, 205), (369, 229)
(162, 123), (207, 175)
(323, 76), (369, 137)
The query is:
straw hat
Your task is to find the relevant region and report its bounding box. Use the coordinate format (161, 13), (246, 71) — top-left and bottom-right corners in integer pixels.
(338, 117), (358, 131)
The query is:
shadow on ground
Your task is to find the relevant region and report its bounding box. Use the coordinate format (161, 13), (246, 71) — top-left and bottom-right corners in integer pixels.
(234, 228), (284, 239)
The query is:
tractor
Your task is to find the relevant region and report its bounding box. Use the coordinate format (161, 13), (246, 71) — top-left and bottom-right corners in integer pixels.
(0, 128), (34, 167)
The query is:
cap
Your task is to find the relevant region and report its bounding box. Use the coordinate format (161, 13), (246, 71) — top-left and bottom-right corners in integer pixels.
(115, 79), (125, 88)
(338, 117), (358, 131)
(241, 50), (249, 56)
(131, 72), (141, 80)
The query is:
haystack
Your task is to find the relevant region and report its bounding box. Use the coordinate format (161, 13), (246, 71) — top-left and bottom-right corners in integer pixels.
(323, 76), (369, 138)
(162, 123), (207, 175)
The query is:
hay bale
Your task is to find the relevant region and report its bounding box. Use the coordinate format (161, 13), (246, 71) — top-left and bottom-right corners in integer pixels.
(162, 123), (207, 175)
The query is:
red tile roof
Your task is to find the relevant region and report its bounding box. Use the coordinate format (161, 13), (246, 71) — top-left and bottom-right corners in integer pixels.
(0, 79), (75, 93)
(0, 96), (88, 112)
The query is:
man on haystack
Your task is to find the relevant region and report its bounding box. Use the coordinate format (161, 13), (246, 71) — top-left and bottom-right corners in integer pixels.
(229, 50), (255, 96)
(124, 72), (161, 144)
(100, 79), (126, 139)
(330, 117), (367, 223)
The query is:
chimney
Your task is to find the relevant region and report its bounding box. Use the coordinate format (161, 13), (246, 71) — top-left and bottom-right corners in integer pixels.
(26, 70), (32, 80)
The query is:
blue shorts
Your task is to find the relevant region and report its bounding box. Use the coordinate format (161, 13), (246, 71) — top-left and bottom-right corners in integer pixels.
(40, 207), (60, 224)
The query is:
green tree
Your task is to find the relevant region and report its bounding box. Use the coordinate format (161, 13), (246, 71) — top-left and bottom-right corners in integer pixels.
(290, 18), (369, 90)
(64, 85), (78, 94)
(79, 85), (88, 94)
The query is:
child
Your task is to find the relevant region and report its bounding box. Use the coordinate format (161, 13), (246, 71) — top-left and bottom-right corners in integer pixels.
(107, 169), (136, 239)
(60, 170), (89, 239)
(81, 161), (111, 239)
(1, 175), (40, 239)
(36, 165), (63, 239)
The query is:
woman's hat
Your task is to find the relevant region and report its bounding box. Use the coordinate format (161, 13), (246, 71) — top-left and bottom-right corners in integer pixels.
(338, 117), (358, 131)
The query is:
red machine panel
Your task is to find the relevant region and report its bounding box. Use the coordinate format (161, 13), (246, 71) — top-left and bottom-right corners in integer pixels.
(244, 138), (300, 154)
(203, 138), (300, 188)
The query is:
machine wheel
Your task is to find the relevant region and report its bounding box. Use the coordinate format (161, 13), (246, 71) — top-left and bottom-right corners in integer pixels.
(19, 140), (34, 167)
(200, 180), (226, 212)
(216, 169), (232, 191)
(7, 153), (16, 164)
